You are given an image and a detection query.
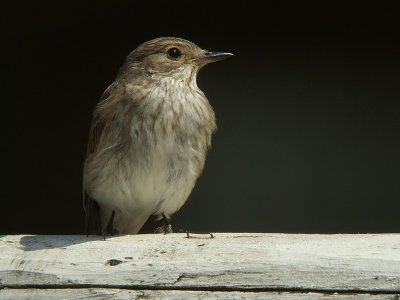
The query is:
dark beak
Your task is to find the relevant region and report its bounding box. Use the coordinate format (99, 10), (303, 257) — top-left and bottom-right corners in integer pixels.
(204, 51), (234, 62)
(197, 51), (234, 65)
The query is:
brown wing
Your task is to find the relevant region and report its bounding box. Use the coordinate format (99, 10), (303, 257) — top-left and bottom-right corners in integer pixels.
(83, 82), (123, 234)
(83, 116), (104, 235)
(83, 72), (152, 234)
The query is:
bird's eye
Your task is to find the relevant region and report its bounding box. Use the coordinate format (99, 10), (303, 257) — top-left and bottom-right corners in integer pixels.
(166, 47), (182, 60)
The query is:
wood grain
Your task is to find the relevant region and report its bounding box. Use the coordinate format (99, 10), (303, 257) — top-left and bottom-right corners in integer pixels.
(1, 233), (399, 298)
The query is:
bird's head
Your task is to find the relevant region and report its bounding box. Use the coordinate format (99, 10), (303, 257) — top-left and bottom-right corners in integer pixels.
(124, 37), (233, 76)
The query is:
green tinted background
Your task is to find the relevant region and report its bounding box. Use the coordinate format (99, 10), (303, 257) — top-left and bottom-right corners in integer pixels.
(1, 3), (399, 233)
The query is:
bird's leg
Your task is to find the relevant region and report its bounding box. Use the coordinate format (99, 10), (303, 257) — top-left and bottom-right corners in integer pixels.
(154, 213), (173, 234)
(162, 214), (173, 234)
(102, 210), (119, 240)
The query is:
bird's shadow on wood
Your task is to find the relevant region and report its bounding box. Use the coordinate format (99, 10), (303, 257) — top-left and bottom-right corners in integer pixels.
(18, 216), (166, 251)
(19, 235), (106, 251)
(19, 212), (194, 251)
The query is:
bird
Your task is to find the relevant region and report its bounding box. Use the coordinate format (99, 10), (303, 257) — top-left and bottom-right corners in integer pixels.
(83, 37), (233, 236)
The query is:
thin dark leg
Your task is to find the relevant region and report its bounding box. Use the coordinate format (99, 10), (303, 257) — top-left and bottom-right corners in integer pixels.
(102, 210), (118, 240)
(162, 214), (173, 234)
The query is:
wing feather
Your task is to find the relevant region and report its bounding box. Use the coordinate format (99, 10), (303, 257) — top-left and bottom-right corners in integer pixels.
(83, 82), (123, 234)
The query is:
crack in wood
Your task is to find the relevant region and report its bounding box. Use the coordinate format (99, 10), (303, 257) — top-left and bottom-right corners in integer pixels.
(1, 284), (400, 296)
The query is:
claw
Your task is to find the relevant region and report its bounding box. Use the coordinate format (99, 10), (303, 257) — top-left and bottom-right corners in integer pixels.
(102, 210), (118, 240)
(154, 214), (173, 234)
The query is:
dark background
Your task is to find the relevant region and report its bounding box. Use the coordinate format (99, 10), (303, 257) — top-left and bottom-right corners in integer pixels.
(1, 3), (399, 234)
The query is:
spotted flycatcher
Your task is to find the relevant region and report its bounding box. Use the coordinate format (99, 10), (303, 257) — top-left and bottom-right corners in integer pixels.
(83, 37), (232, 235)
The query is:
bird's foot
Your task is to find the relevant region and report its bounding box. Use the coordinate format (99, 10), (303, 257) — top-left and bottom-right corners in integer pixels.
(102, 210), (119, 240)
(154, 214), (173, 234)
(154, 224), (173, 234)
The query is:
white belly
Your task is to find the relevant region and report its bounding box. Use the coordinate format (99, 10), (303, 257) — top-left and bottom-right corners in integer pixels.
(89, 147), (199, 233)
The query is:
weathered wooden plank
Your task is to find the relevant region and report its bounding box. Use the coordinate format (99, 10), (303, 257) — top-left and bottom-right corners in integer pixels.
(0, 289), (398, 300)
(0, 234), (399, 293)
